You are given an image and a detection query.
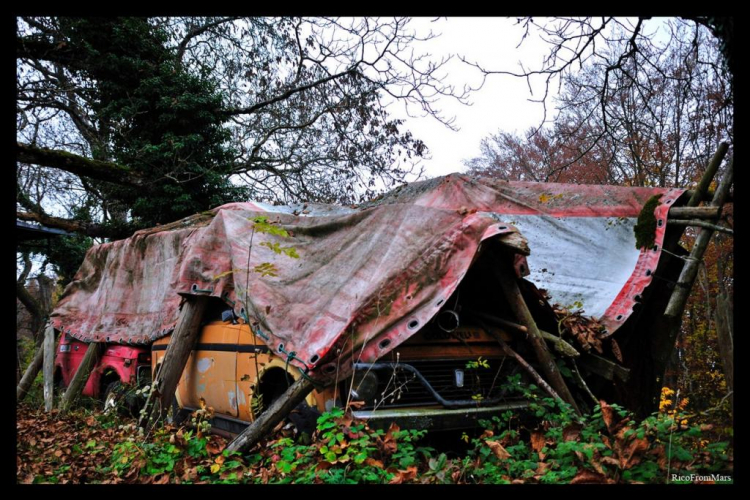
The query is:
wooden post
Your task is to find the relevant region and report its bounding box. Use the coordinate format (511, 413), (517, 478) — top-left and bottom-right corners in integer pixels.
(226, 376), (316, 453)
(477, 320), (562, 401)
(667, 206), (722, 220)
(687, 143), (729, 206)
(17, 342), (45, 401)
(59, 342), (103, 415)
(43, 323), (55, 412)
(665, 158), (733, 319)
(492, 258), (581, 415)
(619, 145), (729, 416)
(466, 310), (579, 357)
(645, 156), (732, 408)
(667, 219), (733, 235)
(139, 295), (208, 428)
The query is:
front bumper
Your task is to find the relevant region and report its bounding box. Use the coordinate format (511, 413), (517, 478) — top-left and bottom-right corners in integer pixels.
(352, 400), (530, 431)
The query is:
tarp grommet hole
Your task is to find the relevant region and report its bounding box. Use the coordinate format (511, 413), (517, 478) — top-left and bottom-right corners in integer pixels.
(436, 299), (444, 306)
(616, 315), (623, 321)
(322, 364), (337, 374)
(378, 339), (392, 350)
(309, 355), (319, 364)
(407, 319), (419, 330)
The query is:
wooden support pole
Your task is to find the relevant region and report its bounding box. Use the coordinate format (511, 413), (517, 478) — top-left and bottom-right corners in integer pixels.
(466, 310), (579, 357)
(687, 142), (729, 207)
(226, 376), (316, 453)
(59, 342), (103, 415)
(578, 353), (631, 382)
(465, 309), (527, 334)
(667, 219), (733, 235)
(43, 323), (55, 412)
(139, 295), (208, 428)
(622, 145), (730, 417)
(17, 341), (45, 401)
(667, 206), (722, 220)
(665, 158), (733, 319)
(477, 320), (562, 401)
(492, 258), (581, 415)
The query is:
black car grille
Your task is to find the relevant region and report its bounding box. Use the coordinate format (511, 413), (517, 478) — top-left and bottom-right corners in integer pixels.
(352, 358), (524, 410)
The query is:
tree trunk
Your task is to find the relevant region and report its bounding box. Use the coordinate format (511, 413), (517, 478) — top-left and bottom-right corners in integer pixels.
(715, 292), (733, 413)
(226, 376), (316, 453)
(17, 343), (45, 401)
(43, 323), (55, 412)
(59, 342), (103, 415)
(139, 295), (208, 428)
(492, 256), (581, 415)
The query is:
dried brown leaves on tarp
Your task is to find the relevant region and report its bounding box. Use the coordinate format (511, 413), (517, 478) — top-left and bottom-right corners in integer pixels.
(552, 304), (607, 354)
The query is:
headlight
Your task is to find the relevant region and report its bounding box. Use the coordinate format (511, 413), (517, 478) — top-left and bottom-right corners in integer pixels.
(350, 371), (379, 402)
(59, 345), (70, 352)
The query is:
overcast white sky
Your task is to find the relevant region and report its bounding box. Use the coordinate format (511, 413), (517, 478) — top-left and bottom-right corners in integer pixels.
(387, 17), (557, 179)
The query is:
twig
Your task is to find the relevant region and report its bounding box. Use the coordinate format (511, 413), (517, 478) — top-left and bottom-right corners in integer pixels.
(571, 359), (598, 406)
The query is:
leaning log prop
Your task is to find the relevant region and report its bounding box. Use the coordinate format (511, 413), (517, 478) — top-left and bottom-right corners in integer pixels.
(665, 157), (733, 319)
(621, 145), (731, 415)
(139, 295), (208, 428)
(226, 376), (317, 453)
(492, 253), (582, 416)
(17, 343), (45, 401)
(59, 341), (103, 415)
(475, 318), (562, 402)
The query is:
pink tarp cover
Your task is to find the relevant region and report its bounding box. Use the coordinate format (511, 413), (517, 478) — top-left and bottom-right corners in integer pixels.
(51, 174), (683, 381)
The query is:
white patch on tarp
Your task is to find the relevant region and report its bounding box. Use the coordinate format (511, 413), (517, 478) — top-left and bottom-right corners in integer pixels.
(484, 213), (640, 319)
(251, 201), (356, 217)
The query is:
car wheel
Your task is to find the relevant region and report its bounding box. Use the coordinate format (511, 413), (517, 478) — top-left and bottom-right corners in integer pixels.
(167, 396), (186, 425)
(54, 375), (66, 399)
(102, 381), (123, 414)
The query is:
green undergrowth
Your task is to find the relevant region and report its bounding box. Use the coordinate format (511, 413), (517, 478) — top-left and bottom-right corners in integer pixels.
(19, 375), (732, 484)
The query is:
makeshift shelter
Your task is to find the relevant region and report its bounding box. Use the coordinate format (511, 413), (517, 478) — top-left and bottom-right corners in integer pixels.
(50, 173), (689, 402)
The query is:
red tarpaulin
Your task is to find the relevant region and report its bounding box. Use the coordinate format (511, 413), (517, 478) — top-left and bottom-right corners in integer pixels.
(51, 174), (683, 382)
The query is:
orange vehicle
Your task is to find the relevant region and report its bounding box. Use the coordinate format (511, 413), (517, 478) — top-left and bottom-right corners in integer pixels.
(152, 298), (530, 436)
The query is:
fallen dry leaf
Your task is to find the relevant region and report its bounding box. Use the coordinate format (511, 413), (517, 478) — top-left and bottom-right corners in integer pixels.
(486, 440), (511, 460)
(571, 469), (613, 484)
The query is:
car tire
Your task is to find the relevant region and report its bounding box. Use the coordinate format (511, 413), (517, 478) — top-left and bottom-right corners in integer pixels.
(102, 381), (123, 414)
